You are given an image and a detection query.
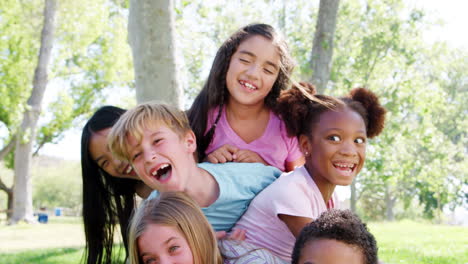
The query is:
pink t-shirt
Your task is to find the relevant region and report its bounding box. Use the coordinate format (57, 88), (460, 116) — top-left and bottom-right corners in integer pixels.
(234, 166), (339, 262)
(205, 106), (302, 171)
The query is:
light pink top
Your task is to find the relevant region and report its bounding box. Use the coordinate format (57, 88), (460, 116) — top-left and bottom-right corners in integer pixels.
(205, 106), (302, 171)
(234, 166), (339, 262)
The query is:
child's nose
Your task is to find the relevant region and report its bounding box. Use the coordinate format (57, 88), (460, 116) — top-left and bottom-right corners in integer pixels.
(246, 64), (260, 79)
(143, 150), (157, 162)
(339, 141), (357, 156)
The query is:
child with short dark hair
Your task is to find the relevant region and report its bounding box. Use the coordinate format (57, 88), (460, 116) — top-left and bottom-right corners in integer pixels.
(292, 209), (378, 264)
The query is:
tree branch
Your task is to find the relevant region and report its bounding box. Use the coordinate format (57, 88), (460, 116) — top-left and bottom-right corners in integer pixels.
(0, 176), (12, 193)
(0, 136), (16, 160)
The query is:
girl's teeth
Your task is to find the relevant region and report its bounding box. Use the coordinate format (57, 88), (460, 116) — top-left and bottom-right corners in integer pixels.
(126, 166), (132, 174)
(241, 81), (256, 90)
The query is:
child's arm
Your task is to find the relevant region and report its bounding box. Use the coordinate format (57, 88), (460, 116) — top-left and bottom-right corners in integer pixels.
(206, 144), (239, 163)
(278, 214), (312, 238)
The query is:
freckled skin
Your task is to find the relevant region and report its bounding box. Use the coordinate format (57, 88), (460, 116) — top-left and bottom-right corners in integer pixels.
(127, 124), (197, 192)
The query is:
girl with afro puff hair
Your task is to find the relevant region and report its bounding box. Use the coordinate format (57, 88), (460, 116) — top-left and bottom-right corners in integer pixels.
(292, 209), (378, 264)
(233, 84), (386, 262)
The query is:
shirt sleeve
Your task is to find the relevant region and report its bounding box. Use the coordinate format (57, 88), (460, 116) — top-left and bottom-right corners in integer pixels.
(269, 176), (314, 219)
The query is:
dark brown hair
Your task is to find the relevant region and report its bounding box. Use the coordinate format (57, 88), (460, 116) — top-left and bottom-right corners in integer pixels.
(81, 106), (139, 264)
(277, 85), (386, 139)
(292, 209), (378, 264)
(187, 23), (295, 161)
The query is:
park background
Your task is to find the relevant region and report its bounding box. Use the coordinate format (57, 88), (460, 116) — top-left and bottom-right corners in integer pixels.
(0, 0), (466, 263)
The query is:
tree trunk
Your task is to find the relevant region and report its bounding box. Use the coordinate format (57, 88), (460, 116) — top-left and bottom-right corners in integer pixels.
(384, 183), (395, 221)
(350, 180), (357, 213)
(128, 0), (183, 107)
(310, 0), (340, 93)
(10, 0), (57, 224)
(0, 178), (13, 220)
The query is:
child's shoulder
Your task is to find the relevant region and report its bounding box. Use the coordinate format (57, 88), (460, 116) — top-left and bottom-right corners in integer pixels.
(199, 162), (281, 175)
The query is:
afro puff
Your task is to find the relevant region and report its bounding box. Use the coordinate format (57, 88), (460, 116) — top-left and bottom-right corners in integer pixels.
(277, 86), (386, 138)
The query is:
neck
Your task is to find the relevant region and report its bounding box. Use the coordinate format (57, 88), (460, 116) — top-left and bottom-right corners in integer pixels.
(226, 100), (267, 120)
(184, 166), (219, 208)
(305, 165), (336, 205)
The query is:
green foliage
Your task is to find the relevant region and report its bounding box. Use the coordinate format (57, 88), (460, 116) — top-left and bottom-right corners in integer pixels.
(0, 0), (134, 202)
(174, 0), (466, 220)
(32, 158), (82, 213)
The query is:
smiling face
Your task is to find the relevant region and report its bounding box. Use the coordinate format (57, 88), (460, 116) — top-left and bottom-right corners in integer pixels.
(138, 224), (194, 264)
(127, 123), (197, 192)
(298, 239), (365, 264)
(88, 128), (138, 180)
(300, 108), (367, 187)
(225, 35), (281, 108)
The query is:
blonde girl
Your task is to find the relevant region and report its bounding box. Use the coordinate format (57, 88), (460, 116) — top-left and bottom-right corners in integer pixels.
(128, 192), (223, 264)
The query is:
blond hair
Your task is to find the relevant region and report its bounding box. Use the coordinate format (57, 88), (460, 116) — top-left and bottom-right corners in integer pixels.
(128, 192), (223, 264)
(108, 102), (192, 162)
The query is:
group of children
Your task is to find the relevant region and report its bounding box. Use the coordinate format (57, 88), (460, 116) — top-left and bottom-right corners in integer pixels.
(83, 23), (386, 264)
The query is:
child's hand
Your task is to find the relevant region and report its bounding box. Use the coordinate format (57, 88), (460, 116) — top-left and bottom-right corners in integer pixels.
(206, 144), (239, 163)
(215, 229), (247, 241)
(228, 228), (247, 241)
(234, 149), (267, 165)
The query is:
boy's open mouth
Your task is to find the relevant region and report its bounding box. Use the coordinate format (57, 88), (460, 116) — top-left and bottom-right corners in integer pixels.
(123, 165), (133, 174)
(151, 164), (172, 181)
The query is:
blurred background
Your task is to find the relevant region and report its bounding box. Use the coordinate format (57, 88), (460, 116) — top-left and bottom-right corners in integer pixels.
(0, 0), (466, 263)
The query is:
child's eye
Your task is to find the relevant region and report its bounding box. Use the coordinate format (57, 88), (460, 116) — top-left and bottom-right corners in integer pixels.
(132, 152), (141, 161)
(264, 68), (274, 74)
(153, 138), (162, 145)
(328, 135), (341, 142)
(99, 160), (108, 168)
(143, 257), (157, 264)
(239, 58), (250, 63)
(169, 245), (179, 253)
(355, 137), (366, 144)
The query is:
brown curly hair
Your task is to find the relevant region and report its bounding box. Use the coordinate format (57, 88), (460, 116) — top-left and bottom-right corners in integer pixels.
(277, 84), (386, 139)
(291, 209), (378, 264)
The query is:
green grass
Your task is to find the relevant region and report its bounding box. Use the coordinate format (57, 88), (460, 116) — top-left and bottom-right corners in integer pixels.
(368, 220), (468, 264)
(0, 218), (466, 264)
(0, 247), (85, 264)
(0, 216), (126, 264)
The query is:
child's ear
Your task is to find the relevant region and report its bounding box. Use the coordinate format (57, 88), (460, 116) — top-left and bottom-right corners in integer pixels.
(184, 131), (197, 153)
(299, 134), (311, 156)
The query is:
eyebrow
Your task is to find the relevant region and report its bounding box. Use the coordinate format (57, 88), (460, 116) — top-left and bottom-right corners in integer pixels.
(238, 50), (279, 71)
(323, 127), (366, 134)
(139, 237), (178, 257)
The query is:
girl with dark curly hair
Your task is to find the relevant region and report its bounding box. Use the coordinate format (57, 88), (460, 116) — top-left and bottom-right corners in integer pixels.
(234, 85), (386, 262)
(187, 23), (305, 172)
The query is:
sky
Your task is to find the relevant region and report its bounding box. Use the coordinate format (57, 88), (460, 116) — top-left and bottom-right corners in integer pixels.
(39, 0), (468, 161)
